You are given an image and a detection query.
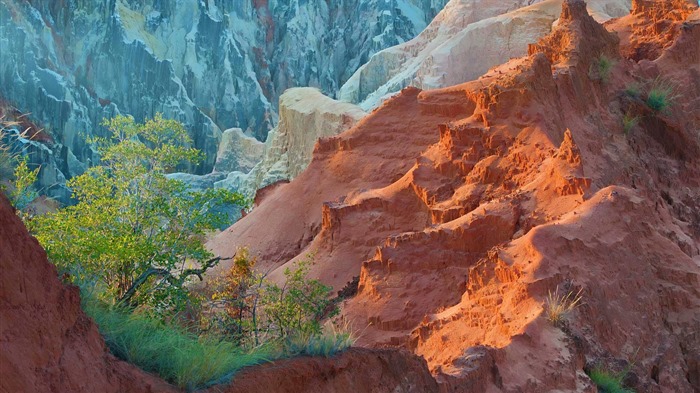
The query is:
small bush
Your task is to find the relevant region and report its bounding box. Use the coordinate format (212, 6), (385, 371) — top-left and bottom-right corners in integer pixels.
(590, 55), (616, 84)
(588, 367), (634, 393)
(83, 297), (271, 391)
(545, 285), (583, 326)
(646, 78), (676, 113)
(622, 111), (640, 134)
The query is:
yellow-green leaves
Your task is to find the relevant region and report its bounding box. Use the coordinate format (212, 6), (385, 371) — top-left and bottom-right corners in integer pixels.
(30, 114), (247, 318)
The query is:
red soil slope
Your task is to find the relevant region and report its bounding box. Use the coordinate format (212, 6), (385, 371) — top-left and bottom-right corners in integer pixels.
(211, 1), (700, 391)
(0, 195), (177, 393)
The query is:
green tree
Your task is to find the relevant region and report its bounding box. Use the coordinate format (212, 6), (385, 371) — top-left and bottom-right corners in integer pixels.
(30, 114), (247, 316)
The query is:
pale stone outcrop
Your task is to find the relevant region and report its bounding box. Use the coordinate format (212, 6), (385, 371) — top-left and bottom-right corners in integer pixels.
(215, 88), (366, 198)
(340, 0), (631, 110)
(214, 128), (265, 174)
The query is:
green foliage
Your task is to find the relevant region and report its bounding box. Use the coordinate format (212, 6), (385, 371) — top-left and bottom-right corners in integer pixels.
(545, 285), (583, 326)
(645, 78), (676, 113)
(205, 253), (343, 353)
(622, 111), (640, 134)
(588, 367), (634, 393)
(590, 55), (616, 84)
(83, 295), (270, 391)
(29, 114), (247, 317)
(9, 158), (39, 212)
(263, 256), (336, 339)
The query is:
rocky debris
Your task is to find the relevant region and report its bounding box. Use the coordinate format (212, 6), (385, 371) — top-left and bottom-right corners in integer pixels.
(211, 1), (700, 391)
(203, 348), (439, 393)
(339, 0), (632, 111)
(0, 194), (178, 393)
(0, 0), (446, 199)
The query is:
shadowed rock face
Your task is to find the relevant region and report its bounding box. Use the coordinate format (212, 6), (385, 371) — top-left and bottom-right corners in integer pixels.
(211, 1), (700, 391)
(0, 0), (447, 201)
(0, 194), (178, 393)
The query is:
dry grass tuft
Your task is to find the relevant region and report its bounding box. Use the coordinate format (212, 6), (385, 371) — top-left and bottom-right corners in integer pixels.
(545, 285), (583, 326)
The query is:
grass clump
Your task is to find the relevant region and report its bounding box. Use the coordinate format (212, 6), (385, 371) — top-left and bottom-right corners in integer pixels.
(284, 319), (356, 357)
(590, 55), (616, 84)
(83, 297), (271, 391)
(545, 285), (583, 326)
(645, 78), (676, 113)
(588, 367), (634, 393)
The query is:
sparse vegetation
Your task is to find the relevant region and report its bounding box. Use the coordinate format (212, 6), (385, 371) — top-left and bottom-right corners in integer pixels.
(18, 114), (353, 387)
(1, 121), (40, 213)
(622, 111), (640, 134)
(83, 295), (271, 391)
(545, 285), (583, 326)
(588, 366), (634, 393)
(206, 254), (339, 349)
(590, 55), (616, 84)
(645, 78), (676, 113)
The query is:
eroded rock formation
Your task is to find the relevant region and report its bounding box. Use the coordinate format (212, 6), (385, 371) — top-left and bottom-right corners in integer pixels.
(339, 0), (633, 110)
(211, 1), (700, 391)
(216, 87), (367, 200)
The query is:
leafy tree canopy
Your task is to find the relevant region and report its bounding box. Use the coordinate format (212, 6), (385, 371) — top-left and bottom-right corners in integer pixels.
(30, 114), (247, 316)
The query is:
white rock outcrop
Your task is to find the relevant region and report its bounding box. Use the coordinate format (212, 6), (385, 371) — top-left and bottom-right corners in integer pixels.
(216, 88), (366, 198)
(214, 128), (265, 174)
(340, 0), (631, 110)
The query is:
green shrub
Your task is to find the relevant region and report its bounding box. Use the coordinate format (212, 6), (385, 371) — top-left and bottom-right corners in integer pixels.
(83, 296), (271, 391)
(590, 55), (616, 84)
(263, 257), (337, 339)
(30, 114), (248, 318)
(588, 367), (634, 393)
(646, 78), (676, 113)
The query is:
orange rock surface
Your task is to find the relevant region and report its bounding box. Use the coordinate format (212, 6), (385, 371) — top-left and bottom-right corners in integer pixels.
(211, 1), (700, 391)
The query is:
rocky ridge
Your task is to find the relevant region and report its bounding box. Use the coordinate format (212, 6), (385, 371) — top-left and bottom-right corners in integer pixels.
(339, 0), (633, 110)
